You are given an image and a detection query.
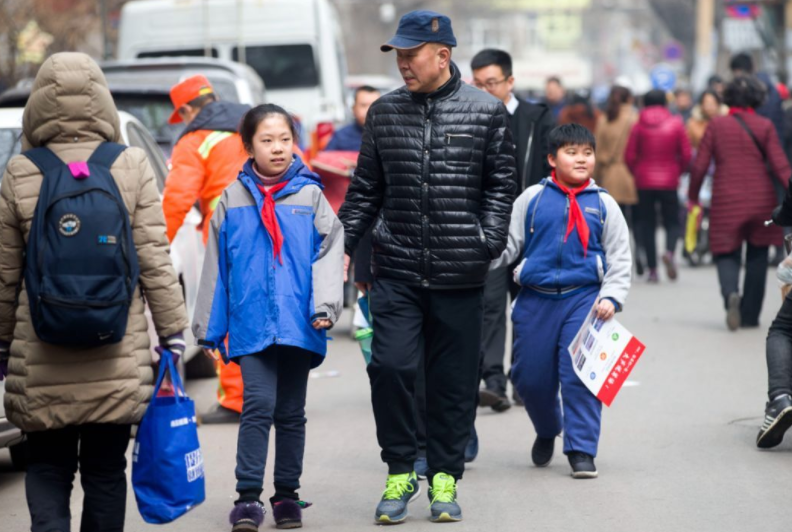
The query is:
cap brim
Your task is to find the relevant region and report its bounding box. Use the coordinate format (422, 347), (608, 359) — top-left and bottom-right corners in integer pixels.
(168, 108), (183, 125)
(380, 36), (426, 52)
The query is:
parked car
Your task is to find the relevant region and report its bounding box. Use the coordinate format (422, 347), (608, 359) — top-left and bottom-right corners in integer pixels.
(117, 0), (348, 140)
(0, 57), (266, 157)
(0, 108), (209, 469)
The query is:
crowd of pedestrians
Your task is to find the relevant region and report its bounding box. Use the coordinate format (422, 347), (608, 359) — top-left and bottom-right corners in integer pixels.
(5, 8), (792, 532)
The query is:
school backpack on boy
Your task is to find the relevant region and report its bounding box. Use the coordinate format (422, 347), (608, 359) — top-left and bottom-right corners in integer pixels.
(23, 142), (140, 347)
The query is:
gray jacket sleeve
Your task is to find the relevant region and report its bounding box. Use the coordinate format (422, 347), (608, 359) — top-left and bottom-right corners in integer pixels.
(599, 193), (632, 307)
(311, 189), (345, 325)
(191, 191), (229, 351)
(491, 185), (542, 270)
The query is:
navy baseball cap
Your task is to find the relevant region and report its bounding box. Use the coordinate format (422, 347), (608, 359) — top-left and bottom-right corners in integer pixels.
(381, 10), (457, 52)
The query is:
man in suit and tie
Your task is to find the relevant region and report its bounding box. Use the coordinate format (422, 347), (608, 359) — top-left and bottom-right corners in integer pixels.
(471, 49), (554, 413)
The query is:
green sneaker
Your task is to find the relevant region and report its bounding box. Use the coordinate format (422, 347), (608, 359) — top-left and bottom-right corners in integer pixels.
(428, 473), (462, 523)
(374, 472), (421, 524)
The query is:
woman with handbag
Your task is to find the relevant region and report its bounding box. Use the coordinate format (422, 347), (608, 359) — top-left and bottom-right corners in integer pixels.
(689, 75), (790, 331)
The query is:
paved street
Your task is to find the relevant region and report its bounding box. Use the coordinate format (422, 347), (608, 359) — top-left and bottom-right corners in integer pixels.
(2, 263), (792, 531)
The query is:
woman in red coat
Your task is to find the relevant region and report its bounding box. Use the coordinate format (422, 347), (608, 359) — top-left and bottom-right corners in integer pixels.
(689, 76), (790, 331)
(625, 89), (692, 283)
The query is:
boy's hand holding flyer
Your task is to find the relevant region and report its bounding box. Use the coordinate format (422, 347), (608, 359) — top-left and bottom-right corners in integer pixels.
(568, 300), (645, 407)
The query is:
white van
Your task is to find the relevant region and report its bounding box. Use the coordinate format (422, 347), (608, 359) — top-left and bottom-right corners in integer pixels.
(118, 0), (348, 140)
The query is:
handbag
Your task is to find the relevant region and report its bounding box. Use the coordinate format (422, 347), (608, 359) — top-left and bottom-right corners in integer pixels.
(732, 114), (786, 204)
(132, 349), (205, 524)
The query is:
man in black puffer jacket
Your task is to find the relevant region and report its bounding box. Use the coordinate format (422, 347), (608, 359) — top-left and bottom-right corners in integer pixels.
(338, 10), (515, 524)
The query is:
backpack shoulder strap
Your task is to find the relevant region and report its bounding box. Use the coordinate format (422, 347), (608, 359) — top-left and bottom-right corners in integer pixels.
(88, 142), (127, 169)
(23, 147), (65, 174)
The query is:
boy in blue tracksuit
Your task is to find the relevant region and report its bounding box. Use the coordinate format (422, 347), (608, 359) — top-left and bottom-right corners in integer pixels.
(192, 105), (344, 531)
(492, 123), (632, 479)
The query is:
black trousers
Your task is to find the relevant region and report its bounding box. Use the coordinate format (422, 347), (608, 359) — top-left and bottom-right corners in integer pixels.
(767, 293), (792, 399)
(480, 267), (510, 395)
(368, 279), (483, 480)
(235, 346), (312, 502)
(26, 423), (132, 532)
(636, 189), (680, 270)
(714, 243), (768, 327)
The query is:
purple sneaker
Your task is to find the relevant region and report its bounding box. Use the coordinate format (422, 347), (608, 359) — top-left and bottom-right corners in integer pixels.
(229, 502), (265, 532)
(272, 499), (311, 529)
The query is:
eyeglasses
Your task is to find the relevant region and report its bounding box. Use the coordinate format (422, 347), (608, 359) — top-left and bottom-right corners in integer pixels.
(473, 78), (508, 91)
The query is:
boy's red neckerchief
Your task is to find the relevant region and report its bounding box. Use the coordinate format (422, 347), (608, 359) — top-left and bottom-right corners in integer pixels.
(256, 181), (290, 265)
(552, 170), (590, 257)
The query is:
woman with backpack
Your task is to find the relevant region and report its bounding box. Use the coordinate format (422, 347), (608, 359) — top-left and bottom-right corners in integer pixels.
(0, 53), (188, 532)
(689, 75), (790, 331)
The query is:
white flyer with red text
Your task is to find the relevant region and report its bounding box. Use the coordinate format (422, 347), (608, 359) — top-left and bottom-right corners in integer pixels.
(568, 302), (645, 407)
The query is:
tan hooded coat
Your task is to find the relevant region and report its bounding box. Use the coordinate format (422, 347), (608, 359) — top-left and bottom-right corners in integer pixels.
(0, 53), (188, 432)
(593, 104), (638, 205)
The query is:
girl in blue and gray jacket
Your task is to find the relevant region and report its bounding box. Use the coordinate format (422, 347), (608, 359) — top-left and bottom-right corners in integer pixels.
(192, 104), (344, 531)
(493, 124), (632, 480)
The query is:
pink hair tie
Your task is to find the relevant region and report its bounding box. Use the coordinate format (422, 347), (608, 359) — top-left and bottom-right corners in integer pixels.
(68, 162), (90, 179)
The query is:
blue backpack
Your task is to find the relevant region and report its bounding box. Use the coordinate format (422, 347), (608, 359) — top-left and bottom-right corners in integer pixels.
(23, 143), (140, 347)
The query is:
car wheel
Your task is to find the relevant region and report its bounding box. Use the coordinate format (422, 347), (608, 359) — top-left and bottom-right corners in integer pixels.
(9, 438), (28, 471)
(186, 353), (217, 380)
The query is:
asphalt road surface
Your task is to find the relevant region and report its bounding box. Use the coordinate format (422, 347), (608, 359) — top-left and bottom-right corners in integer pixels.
(1, 263), (791, 531)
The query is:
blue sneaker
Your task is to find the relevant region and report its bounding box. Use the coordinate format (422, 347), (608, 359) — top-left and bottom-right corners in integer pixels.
(374, 472), (421, 524)
(428, 473), (462, 522)
(464, 428), (478, 463)
(414, 456), (429, 480)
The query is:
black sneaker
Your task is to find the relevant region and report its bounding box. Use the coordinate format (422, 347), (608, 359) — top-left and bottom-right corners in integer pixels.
(757, 394), (792, 449)
(531, 436), (555, 467)
(478, 388), (501, 408)
(374, 472), (420, 524)
(568, 452), (598, 479)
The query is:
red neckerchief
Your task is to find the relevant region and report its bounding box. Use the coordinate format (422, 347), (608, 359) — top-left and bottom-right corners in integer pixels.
(256, 181), (290, 265)
(728, 107), (756, 116)
(552, 170), (590, 257)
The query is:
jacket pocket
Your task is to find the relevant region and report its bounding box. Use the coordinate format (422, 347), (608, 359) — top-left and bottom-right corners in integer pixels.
(444, 133), (475, 168)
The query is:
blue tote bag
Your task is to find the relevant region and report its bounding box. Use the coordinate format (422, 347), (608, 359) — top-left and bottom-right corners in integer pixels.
(132, 350), (205, 523)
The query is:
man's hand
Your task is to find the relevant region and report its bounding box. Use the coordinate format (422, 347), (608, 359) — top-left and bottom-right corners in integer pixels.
(596, 299), (616, 321)
(355, 282), (372, 293)
(203, 347), (219, 360)
(312, 319), (333, 330)
(344, 254), (351, 282)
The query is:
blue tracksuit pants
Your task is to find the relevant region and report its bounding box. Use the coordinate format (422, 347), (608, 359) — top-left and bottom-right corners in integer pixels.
(511, 286), (603, 457)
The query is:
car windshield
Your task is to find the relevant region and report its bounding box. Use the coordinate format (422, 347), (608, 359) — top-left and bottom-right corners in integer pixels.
(112, 94), (181, 155)
(0, 128), (23, 179)
(233, 44), (319, 90)
(112, 80), (240, 157)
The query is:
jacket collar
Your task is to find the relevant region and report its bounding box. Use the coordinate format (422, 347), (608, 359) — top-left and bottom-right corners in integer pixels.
(179, 101), (252, 140)
(542, 177), (599, 194)
(409, 62), (462, 104)
(239, 154), (323, 207)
